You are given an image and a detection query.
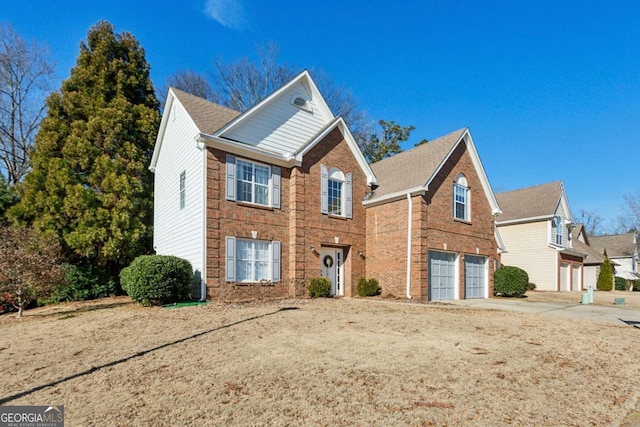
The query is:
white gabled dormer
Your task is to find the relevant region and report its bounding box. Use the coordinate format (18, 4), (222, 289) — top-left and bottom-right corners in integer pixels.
(211, 70), (334, 157)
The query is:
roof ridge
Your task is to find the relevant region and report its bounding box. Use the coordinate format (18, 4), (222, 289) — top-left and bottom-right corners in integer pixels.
(496, 180), (563, 195)
(169, 86), (240, 114)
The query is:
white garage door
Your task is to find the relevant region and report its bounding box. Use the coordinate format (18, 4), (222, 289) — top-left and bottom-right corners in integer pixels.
(429, 251), (456, 301)
(465, 255), (486, 299)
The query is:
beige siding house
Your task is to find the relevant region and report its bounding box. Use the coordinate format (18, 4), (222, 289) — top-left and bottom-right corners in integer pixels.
(590, 232), (639, 281)
(496, 181), (586, 291)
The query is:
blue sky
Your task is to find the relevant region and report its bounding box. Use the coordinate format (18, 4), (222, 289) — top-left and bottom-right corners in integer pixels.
(4, 1), (640, 231)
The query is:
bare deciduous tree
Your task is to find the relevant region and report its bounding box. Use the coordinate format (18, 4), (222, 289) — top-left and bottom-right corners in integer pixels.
(0, 24), (54, 184)
(614, 191), (640, 233)
(0, 225), (65, 317)
(162, 69), (219, 105)
(575, 209), (604, 236)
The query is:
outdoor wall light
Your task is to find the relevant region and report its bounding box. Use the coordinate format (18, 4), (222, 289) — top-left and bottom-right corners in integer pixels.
(310, 246), (319, 255)
(358, 250), (366, 259)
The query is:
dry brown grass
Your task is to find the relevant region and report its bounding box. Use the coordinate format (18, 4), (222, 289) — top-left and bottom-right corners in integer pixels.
(2, 296), (640, 426)
(525, 289), (640, 308)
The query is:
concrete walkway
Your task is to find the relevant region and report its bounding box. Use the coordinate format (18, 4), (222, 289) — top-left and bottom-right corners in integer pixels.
(445, 298), (640, 327)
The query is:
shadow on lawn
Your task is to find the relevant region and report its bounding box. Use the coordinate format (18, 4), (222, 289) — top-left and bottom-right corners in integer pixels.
(0, 306), (299, 405)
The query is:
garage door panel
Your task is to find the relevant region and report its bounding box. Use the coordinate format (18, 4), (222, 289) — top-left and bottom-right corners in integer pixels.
(429, 251), (456, 301)
(465, 255), (486, 299)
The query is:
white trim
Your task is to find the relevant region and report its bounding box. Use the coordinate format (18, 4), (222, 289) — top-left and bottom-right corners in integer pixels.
(496, 214), (555, 226)
(213, 70), (334, 139)
(363, 187), (426, 207)
(201, 145), (207, 301)
(198, 134), (299, 167)
(296, 117), (377, 185)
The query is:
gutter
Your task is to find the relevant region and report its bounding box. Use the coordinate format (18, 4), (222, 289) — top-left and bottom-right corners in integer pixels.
(406, 193), (412, 299)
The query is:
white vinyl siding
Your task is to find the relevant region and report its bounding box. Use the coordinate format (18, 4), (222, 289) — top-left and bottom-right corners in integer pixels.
(225, 237), (281, 283)
(498, 221), (558, 291)
(222, 82), (331, 154)
(153, 98), (202, 283)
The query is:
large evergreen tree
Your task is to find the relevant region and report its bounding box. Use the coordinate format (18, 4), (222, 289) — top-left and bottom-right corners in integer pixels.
(10, 21), (160, 273)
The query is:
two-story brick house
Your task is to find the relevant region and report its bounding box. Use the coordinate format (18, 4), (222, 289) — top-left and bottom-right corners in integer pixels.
(151, 71), (501, 301)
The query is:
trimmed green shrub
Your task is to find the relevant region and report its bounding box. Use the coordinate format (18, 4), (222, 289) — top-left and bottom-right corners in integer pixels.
(120, 255), (192, 306)
(49, 264), (117, 303)
(308, 277), (331, 298)
(632, 280), (640, 291)
(494, 265), (529, 297)
(615, 277), (628, 291)
(357, 278), (380, 297)
(597, 257), (613, 291)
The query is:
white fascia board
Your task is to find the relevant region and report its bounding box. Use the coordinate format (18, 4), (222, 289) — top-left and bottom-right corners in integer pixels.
(496, 214), (555, 226)
(197, 134), (299, 167)
(212, 70), (334, 138)
(458, 129), (502, 216)
(363, 187), (425, 207)
(149, 90), (175, 172)
(296, 117), (377, 185)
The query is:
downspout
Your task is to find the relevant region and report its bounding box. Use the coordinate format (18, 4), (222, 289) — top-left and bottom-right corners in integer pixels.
(198, 139), (207, 301)
(406, 193), (412, 299)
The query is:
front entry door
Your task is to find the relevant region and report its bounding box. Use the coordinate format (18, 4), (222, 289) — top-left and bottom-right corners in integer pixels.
(320, 248), (343, 296)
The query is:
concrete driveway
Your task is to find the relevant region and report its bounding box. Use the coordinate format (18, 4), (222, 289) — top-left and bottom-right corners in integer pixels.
(446, 298), (640, 327)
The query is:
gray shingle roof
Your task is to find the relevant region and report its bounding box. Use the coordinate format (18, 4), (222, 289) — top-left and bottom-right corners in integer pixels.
(496, 181), (563, 222)
(571, 227), (605, 265)
(368, 128), (466, 200)
(171, 87), (240, 134)
(589, 233), (638, 258)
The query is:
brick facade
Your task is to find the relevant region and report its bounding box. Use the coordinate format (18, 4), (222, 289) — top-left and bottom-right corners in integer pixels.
(366, 142), (496, 300)
(205, 128), (368, 300)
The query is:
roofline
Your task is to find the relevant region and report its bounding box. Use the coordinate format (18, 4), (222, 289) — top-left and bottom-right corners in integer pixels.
(150, 89), (178, 172)
(297, 117), (377, 185)
(496, 214), (555, 226)
(212, 69), (334, 138)
(365, 128), (502, 215)
(196, 134), (300, 167)
(363, 187), (425, 207)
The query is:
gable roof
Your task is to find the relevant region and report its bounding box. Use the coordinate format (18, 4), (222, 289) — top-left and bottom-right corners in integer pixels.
(589, 232), (638, 258)
(496, 181), (566, 224)
(150, 71), (376, 184)
(364, 128), (501, 214)
(571, 226), (605, 265)
(171, 88), (240, 134)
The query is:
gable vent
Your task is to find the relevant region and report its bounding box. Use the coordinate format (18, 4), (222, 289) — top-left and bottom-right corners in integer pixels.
(291, 95), (311, 112)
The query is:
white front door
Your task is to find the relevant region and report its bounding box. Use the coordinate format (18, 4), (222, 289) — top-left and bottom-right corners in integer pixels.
(320, 248), (343, 296)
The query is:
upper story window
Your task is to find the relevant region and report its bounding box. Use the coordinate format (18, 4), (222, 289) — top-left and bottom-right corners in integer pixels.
(321, 165), (352, 218)
(554, 216), (563, 245)
(453, 174), (470, 221)
(225, 155), (281, 209)
(179, 170), (186, 209)
(237, 158), (269, 205)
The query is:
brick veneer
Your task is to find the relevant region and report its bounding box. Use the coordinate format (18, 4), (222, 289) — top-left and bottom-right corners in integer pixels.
(366, 142), (496, 300)
(205, 128), (368, 300)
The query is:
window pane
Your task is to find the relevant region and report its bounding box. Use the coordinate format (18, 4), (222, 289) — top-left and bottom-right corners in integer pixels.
(255, 184), (269, 205)
(237, 181), (252, 203)
(255, 164), (269, 185)
(328, 179), (343, 215)
(454, 184), (468, 220)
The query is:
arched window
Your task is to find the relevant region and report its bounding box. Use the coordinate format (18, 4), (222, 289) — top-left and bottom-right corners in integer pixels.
(453, 174), (470, 221)
(328, 168), (345, 216)
(320, 165), (353, 218)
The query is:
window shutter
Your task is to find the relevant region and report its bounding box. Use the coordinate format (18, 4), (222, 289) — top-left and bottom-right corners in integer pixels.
(225, 236), (236, 282)
(272, 166), (281, 209)
(272, 241), (281, 282)
(225, 155), (236, 201)
(345, 172), (353, 219)
(321, 164), (328, 214)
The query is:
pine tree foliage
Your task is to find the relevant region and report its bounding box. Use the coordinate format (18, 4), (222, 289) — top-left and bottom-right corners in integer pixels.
(10, 21), (160, 269)
(596, 256), (614, 291)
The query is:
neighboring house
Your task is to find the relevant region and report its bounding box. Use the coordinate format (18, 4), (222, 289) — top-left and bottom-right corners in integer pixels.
(571, 224), (605, 289)
(364, 128), (502, 300)
(495, 181), (586, 291)
(589, 232), (640, 281)
(151, 71), (501, 301)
